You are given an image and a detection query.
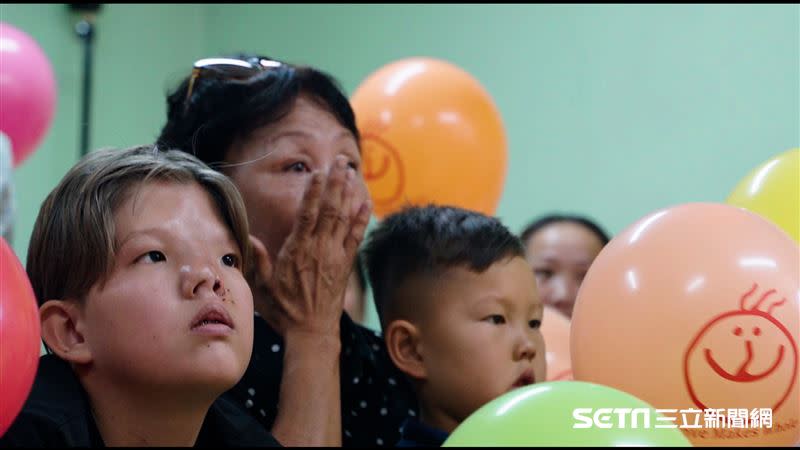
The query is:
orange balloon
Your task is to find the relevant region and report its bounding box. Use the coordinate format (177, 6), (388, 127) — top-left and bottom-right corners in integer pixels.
(350, 58), (507, 218)
(571, 203), (799, 446)
(542, 306), (573, 381)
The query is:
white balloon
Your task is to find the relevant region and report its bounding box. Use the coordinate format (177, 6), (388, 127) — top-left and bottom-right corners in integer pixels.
(0, 131), (15, 242)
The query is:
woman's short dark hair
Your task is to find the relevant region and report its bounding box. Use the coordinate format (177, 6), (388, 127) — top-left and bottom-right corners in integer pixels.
(520, 214), (610, 247)
(157, 53), (359, 166)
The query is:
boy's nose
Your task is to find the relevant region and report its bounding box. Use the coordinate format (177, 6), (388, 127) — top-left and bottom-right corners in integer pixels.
(181, 264), (225, 299)
(515, 333), (537, 361)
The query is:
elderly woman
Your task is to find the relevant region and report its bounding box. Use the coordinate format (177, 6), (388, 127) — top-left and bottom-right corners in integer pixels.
(157, 54), (417, 447)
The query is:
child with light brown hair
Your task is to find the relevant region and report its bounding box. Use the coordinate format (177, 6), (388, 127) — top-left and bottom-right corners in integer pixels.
(0, 145), (280, 447)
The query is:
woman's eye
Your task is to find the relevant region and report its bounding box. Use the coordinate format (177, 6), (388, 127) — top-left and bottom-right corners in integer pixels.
(534, 269), (554, 280)
(529, 319), (542, 329)
(222, 254), (240, 268)
(348, 161), (359, 171)
(485, 314), (506, 325)
(286, 162), (310, 173)
(138, 251), (166, 263)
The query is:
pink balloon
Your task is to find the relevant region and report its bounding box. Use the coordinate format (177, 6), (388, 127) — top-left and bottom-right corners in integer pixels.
(0, 22), (56, 166)
(541, 306), (573, 381)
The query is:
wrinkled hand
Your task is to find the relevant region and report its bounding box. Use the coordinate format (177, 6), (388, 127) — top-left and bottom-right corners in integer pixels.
(249, 156), (372, 338)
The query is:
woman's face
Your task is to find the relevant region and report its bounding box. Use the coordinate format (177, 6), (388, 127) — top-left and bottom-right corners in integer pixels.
(224, 95), (368, 261)
(524, 222), (605, 319)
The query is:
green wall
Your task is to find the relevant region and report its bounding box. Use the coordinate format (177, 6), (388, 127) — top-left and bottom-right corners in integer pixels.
(203, 4), (799, 234)
(3, 4), (799, 332)
(2, 3), (207, 262)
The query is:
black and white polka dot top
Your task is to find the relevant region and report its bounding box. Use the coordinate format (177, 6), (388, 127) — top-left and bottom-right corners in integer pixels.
(225, 312), (419, 447)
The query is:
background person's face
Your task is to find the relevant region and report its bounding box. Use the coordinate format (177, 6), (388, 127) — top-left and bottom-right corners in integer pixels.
(225, 95), (368, 262)
(524, 222), (605, 319)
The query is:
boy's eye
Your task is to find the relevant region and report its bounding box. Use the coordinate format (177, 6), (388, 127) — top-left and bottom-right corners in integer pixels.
(221, 253), (240, 268)
(138, 250), (166, 263)
(485, 314), (506, 325)
(285, 162), (310, 173)
(529, 319), (542, 329)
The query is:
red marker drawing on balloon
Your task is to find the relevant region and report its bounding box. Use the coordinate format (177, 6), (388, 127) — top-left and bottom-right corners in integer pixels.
(683, 283), (798, 413)
(360, 131), (405, 209)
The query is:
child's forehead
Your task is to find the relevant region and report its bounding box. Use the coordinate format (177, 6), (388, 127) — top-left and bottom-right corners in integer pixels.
(117, 180), (210, 214)
(112, 181), (229, 242)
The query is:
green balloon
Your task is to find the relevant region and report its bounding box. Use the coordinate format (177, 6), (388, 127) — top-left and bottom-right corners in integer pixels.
(443, 381), (693, 447)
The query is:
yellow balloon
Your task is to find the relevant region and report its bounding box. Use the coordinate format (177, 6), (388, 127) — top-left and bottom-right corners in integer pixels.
(727, 148), (799, 243)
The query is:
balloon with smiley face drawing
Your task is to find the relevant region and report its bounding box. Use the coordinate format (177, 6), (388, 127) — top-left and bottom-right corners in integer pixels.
(684, 283), (797, 417)
(351, 57), (507, 219)
(571, 202), (799, 446)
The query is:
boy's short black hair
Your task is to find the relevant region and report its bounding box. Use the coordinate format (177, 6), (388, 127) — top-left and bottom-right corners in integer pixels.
(363, 205), (525, 328)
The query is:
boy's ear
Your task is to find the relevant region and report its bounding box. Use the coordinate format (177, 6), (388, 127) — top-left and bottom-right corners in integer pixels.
(39, 299), (92, 364)
(385, 320), (426, 380)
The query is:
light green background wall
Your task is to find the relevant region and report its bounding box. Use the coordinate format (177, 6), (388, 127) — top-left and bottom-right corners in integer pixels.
(3, 4), (799, 332)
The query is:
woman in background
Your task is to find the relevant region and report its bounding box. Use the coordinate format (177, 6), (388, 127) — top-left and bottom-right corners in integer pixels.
(520, 214), (610, 319)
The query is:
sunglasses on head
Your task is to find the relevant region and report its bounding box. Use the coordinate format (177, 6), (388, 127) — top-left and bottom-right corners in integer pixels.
(184, 56), (283, 109)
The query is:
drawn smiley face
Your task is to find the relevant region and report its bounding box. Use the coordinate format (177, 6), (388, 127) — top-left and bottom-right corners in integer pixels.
(684, 286), (798, 412)
(360, 132), (405, 216)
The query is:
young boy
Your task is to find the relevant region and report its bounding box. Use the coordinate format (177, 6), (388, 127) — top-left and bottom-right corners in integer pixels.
(0, 145), (280, 447)
(363, 205), (547, 447)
